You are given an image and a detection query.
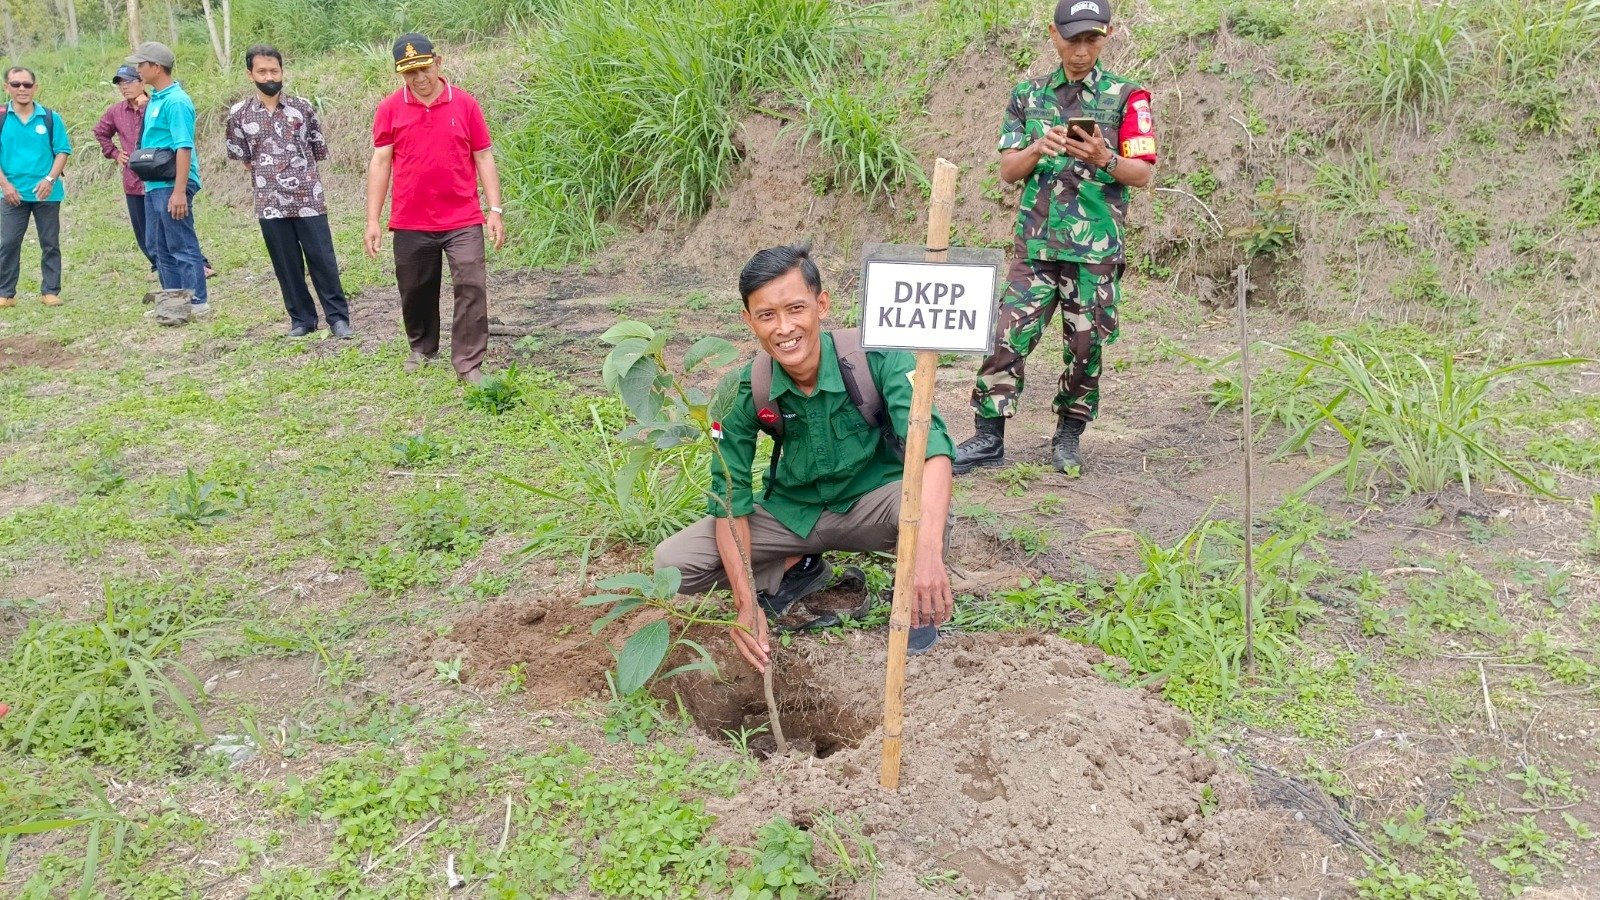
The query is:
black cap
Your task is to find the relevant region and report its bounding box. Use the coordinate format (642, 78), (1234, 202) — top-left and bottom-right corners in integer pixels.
(1054, 0), (1111, 38)
(113, 64), (140, 83)
(392, 33), (436, 73)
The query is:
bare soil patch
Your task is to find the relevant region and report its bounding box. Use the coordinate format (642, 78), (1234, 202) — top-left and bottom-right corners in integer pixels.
(680, 631), (1349, 898)
(0, 335), (74, 371)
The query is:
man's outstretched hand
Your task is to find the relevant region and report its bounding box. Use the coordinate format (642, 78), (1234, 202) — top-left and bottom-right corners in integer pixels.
(731, 603), (770, 673)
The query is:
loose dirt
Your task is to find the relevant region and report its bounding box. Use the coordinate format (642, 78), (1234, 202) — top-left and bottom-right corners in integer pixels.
(678, 630), (1345, 898)
(0, 335), (74, 371)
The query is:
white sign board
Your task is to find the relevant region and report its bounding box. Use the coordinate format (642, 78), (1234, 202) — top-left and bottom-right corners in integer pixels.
(859, 260), (999, 354)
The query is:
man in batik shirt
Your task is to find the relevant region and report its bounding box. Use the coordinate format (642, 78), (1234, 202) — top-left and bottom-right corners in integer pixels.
(225, 44), (351, 338)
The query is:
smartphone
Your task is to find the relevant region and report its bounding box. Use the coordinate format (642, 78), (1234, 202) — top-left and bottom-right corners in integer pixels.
(1066, 116), (1099, 140)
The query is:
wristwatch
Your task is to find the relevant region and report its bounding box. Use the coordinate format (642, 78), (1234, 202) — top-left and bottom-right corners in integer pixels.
(1100, 155), (1120, 175)
(488, 206), (504, 214)
(44, 175), (55, 183)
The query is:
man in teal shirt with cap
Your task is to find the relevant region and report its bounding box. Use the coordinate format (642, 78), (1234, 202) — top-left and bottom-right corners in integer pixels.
(0, 66), (70, 309)
(130, 41), (209, 317)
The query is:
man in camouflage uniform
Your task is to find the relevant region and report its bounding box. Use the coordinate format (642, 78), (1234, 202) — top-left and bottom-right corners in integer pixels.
(953, 0), (1157, 475)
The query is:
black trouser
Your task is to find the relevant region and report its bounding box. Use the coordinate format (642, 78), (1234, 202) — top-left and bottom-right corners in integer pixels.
(0, 201), (62, 297)
(259, 215), (349, 329)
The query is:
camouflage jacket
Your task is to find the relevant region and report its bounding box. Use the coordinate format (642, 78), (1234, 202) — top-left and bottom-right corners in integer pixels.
(999, 64), (1148, 264)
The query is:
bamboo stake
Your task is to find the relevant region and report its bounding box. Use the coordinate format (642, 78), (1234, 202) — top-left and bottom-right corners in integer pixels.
(1236, 264), (1256, 676)
(880, 157), (958, 791)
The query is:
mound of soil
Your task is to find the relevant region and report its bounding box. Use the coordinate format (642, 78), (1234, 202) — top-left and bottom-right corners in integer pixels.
(424, 596), (661, 708)
(685, 632), (1336, 899)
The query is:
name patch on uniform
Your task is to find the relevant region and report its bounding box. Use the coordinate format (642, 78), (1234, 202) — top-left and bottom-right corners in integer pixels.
(1122, 136), (1155, 157)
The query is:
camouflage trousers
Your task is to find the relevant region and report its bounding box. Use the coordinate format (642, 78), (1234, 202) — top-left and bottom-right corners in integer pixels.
(971, 256), (1122, 422)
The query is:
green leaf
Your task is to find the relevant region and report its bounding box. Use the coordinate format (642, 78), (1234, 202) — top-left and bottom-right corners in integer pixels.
(602, 337), (651, 391)
(596, 572), (654, 593)
(600, 321), (655, 345)
(684, 336), (740, 374)
(653, 566), (683, 599)
(591, 598), (645, 633)
(615, 620), (670, 695)
(617, 362), (666, 423)
(578, 593), (637, 607)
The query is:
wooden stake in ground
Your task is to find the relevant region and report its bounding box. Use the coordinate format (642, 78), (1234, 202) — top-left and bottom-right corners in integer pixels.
(1235, 264), (1256, 675)
(880, 157), (959, 791)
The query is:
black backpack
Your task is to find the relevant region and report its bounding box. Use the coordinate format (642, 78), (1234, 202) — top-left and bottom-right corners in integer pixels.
(750, 329), (905, 498)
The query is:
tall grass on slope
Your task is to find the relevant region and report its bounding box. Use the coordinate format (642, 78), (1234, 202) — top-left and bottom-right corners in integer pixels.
(793, 78), (926, 201)
(1346, 0), (1468, 132)
(1481, 0), (1600, 85)
(230, 0), (564, 55)
(497, 0), (867, 265)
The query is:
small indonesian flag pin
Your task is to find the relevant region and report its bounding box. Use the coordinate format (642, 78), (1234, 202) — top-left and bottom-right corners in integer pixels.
(711, 421), (724, 440)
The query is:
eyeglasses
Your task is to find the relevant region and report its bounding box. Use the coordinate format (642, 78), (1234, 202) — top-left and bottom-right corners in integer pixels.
(8, 82), (35, 89)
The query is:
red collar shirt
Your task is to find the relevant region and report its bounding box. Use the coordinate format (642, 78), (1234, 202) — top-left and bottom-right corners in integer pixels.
(371, 80), (492, 232)
(224, 94), (330, 219)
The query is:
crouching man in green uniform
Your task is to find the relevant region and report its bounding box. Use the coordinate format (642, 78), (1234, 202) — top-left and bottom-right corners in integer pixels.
(954, 0), (1157, 476)
(654, 244), (956, 673)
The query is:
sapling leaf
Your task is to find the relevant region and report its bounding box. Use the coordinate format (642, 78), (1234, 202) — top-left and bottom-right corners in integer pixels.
(653, 566), (683, 599)
(600, 320), (655, 344)
(616, 620), (670, 695)
(618, 360), (665, 422)
(603, 337), (651, 391)
(684, 336), (740, 373)
(596, 572), (654, 593)
(592, 598), (644, 634)
(579, 593), (637, 607)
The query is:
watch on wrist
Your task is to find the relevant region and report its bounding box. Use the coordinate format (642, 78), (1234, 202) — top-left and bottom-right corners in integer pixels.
(44, 175), (55, 183)
(1101, 154), (1119, 174)
(489, 206), (504, 214)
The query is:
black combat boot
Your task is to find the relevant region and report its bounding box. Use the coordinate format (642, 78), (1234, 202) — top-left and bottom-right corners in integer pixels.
(1052, 416), (1086, 474)
(951, 415), (1006, 475)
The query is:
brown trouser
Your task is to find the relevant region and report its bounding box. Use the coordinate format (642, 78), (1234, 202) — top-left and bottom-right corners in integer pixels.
(393, 226), (488, 375)
(655, 481), (905, 596)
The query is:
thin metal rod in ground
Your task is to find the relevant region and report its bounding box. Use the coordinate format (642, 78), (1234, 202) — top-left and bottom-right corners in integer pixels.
(763, 662), (788, 755)
(1235, 264), (1256, 675)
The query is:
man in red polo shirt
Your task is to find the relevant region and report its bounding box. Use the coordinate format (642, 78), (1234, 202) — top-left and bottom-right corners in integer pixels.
(364, 33), (505, 384)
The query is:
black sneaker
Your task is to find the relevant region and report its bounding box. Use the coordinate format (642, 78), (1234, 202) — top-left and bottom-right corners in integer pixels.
(1051, 416), (1086, 474)
(757, 554), (832, 619)
(951, 414), (1006, 475)
(330, 319), (354, 339)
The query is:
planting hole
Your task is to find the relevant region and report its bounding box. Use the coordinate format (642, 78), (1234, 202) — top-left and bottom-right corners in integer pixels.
(672, 659), (875, 760)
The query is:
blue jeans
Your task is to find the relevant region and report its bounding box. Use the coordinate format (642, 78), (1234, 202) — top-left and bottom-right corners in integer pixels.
(145, 182), (206, 304)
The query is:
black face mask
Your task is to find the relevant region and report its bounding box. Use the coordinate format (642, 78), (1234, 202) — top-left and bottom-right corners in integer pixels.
(257, 80), (283, 97)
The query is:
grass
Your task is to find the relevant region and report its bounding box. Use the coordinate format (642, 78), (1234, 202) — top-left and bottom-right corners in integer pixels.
(1480, 0), (1600, 86)
(1347, 0), (1466, 131)
(1275, 336), (1588, 497)
(496, 0), (870, 265)
(0, 582), (221, 766)
(792, 78), (926, 200)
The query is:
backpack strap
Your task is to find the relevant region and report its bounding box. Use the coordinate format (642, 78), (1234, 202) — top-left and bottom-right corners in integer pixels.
(831, 329), (904, 462)
(750, 351), (784, 500)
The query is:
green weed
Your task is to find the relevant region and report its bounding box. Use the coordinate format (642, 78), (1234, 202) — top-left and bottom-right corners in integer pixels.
(395, 484), (482, 556)
(793, 79), (925, 200)
(167, 469), (240, 527)
(1482, 0), (1600, 86)
(1348, 0), (1466, 130)
(0, 584), (220, 763)
(1312, 147), (1386, 213)
(1564, 155), (1600, 227)
(464, 366), (528, 415)
(1275, 336), (1587, 497)
(732, 818), (827, 900)
(1582, 495), (1600, 559)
